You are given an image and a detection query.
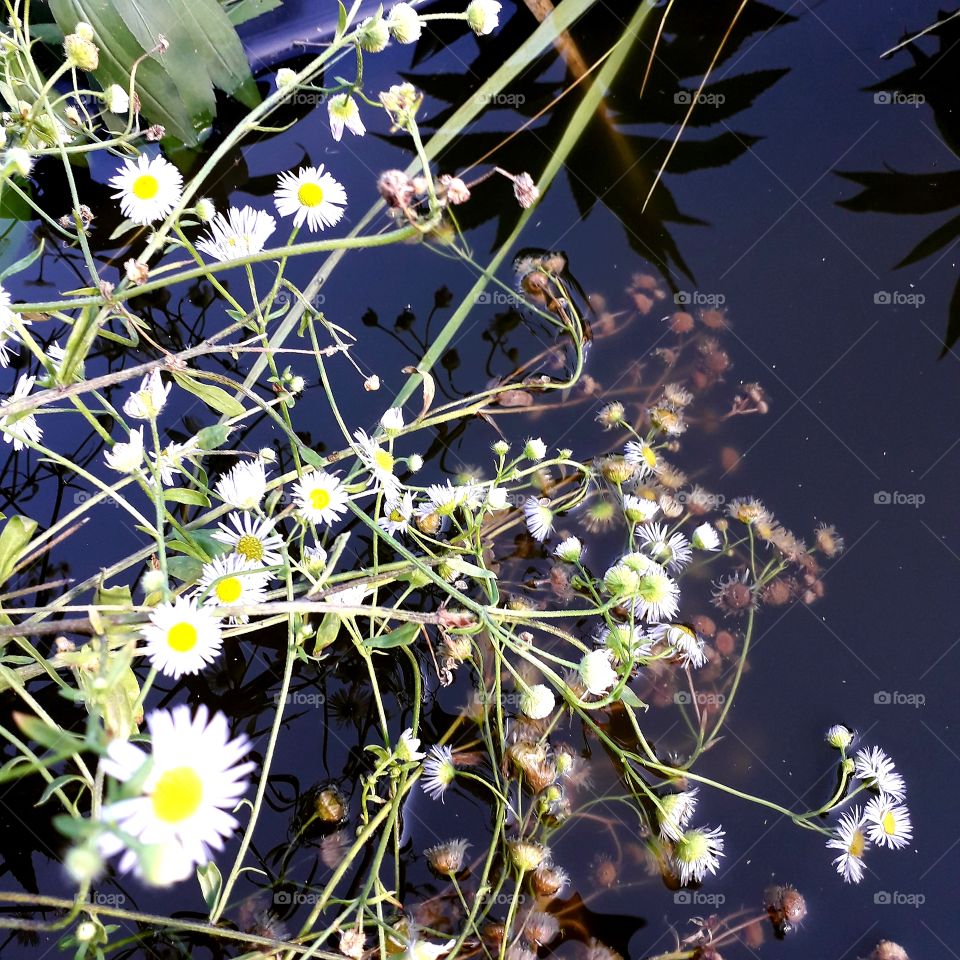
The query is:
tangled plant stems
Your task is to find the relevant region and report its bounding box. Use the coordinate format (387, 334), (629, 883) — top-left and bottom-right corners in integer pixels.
(0, 1), (913, 958)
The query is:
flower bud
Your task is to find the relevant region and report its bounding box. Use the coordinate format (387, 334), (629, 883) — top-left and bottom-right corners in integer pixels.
(64, 32), (99, 71)
(359, 16), (391, 52)
(275, 67), (297, 88)
(387, 3), (421, 43)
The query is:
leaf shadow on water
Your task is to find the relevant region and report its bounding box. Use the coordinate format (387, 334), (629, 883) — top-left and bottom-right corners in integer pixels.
(836, 7), (960, 355)
(394, 0), (794, 288)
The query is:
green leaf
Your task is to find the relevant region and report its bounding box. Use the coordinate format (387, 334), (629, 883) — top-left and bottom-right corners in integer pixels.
(336, 0), (347, 39)
(222, 0), (283, 26)
(364, 621), (419, 650)
(195, 424), (233, 450)
(164, 487), (211, 507)
(167, 555), (203, 584)
(311, 612), (341, 656)
(57, 304), (98, 386)
(14, 712), (86, 755)
(299, 447), (326, 470)
(0, 238), (43, 282)
(95, 583), (132, 607)
(172, 372), (245, 417)
(0, 515), (37, 587)
(197, 861), (222, 912)
(38, 773), (87, 807)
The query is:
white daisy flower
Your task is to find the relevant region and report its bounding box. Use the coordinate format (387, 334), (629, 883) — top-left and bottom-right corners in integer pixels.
(104, 426), (145, 474)
(197, 554), (270, 624)
(485, 485), (509, 512)
(422, 744), (457, 801)
(673, 825), (724, 885)
(0, 375), (42, 450)
(98, 704), (254, 885)
(154, 440), (202, 486)
(466, 0), (502, 35)
(274, 165), (347, 232)
(622, 494), (659, 524)
(637, 522), (692, 572)
(325, 582), (370, 607)
(854, 746), (906, 801)
(196, 205), (277, 262)
(523, 497), (554, 542)
(379, 491), (414, 536)
(692, 522), (721, 551)
(426, 481), (466, 515)
(864, 796), (912, 850)
(624, 439), (657, 478)
(579, 648), (618, 696)
(212, 511), (284, 566)
(353, 429), (401, 499)
(554, 537), (582, 563)
(328, 93), (365, 141)
(632, 567), (680, 622)
(109, 154), (183, 225)
(0, 284), (25, 368)
(658, 789), (699, 842)
(396, 727), (425, 762)
(826, 806), (869, 883)
(215, 458), (267, 510)
(141, 596), (222, 678)
(293, 471), (349, 526)
(123, 370), (171, 421)
(520, 683), (555, 720)
(652, 623), (706, 668)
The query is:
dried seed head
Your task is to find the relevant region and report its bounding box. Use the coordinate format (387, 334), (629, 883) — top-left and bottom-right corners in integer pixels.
(377, 169), (417, 209)
(424, 838), (470, 876)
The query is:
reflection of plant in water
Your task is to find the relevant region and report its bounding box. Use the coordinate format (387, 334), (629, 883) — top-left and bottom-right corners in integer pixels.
(838, 7), (960, 353)
(0, 2), (913, 959)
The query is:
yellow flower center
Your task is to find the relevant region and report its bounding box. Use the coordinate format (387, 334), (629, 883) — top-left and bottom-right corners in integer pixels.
(642, 445), (656, 469)
(373, 448), (394, 472)
(132, 174), (159, 200)
(151, 766), (203, 823)
(215, 577), (243, 604)
(309, 487), (332, 511)
(881, 812), (896, 836)
(236, 534), (264, 562)
(849, 829), (865, 857)
(167, 621), (198, 652)
(298, 182), (324, 208)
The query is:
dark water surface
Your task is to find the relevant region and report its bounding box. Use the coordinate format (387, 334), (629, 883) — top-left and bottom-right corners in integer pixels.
(1, 2), (958, 957)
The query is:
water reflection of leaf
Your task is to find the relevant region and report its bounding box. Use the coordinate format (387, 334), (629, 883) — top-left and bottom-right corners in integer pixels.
(837, 8), (960, 354)
(399, 0), (793, 286)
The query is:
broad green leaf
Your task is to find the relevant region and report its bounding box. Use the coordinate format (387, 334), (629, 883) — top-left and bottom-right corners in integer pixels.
(167, 555), (203, 584)
(0, 515), (37, 586)
(299, 447), (326, 470)
(95, 583), (132, 607)
(164, 487), (211, 507)
(0, 238), (42, 282)
(223, 0), (283, 26)
(38, 773), (88, 807)
(173, 372), (245, 417)
(364, 621), (419, 650)
(195, 424), (233, 450)
(312, 612), (341, 656)
(197, 861), (222, 912)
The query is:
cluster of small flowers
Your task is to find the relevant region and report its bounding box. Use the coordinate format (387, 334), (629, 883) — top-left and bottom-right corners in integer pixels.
(823, 729), (912, 883)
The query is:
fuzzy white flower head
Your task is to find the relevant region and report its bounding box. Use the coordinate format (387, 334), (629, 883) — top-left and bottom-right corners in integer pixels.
(864, 795), (912, 849)
(673, 826), (725, 885)
(396, 727), (425, 762)
(466, 0), (502, 35)
(520, 683), (555, 720)
(328, 93), (366, 141)
(98, 704), (254, 886)
(579, 648), (618, 696)
(387, 2), (422, 43)
(407, 453), (424, 473)
(421, 744), (457, 800)
(826, 805), (869, 883)
(623, 494), (659, 524)
(104, 426), (144, 474)
(212, 511), (284, 566)
(854, 746), (906, 801)
(353, 428), (401, 499)
(485, 485), (509, 512)
(104, 84), (130, 114)
(658, 789), (698, 842)
(275, 67), (297, 88)
(0, 374), (42, 450)
(0, 287), (26, 368)
(554, 536), (582, 563)
(215, 457), (267, 510)
(403, 936), (456, 960)
(141, 596), (222, 678)
(274, 165), (348, 232)
(195, 197), (216, 222)
(524, 437), (547, 461)
(825, 724), (854, 750)
(123, 369), (171, 420)
(5, 147), (33, 178)
(196, 205), (276, 262)
(109, 154), (183, 226)
(380, 406), (404, 435)
(379, 490), (414, 536)
(692, 522), (720, 551)
(624, 438), (657, 477)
